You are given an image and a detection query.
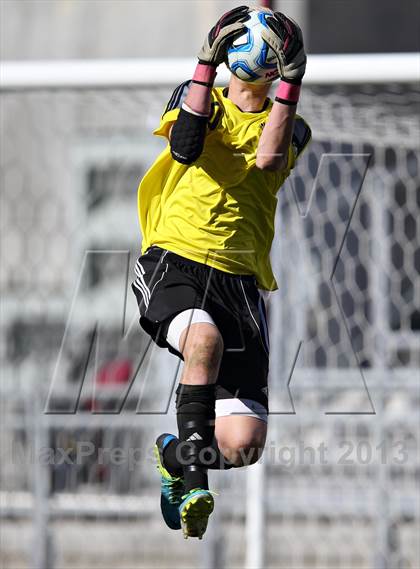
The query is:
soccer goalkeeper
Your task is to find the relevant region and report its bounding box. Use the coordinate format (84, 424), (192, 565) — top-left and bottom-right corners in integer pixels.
(132, 5), (311, 539)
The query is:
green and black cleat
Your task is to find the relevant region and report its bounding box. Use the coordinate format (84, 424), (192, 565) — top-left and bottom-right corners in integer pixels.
(154, 433), (185, 530)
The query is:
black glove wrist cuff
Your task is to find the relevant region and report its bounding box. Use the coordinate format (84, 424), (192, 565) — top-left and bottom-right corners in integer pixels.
(197, 60), (218, 68)
(280, 76), (303, 86)
(274, 97), (298, 106)
(192, 79), (214, 88)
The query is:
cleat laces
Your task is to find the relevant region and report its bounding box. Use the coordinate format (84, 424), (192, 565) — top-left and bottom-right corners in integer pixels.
(159, 471), (184, 504)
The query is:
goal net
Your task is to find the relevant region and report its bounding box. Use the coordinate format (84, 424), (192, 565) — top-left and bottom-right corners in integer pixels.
(1, 56), (419, 569)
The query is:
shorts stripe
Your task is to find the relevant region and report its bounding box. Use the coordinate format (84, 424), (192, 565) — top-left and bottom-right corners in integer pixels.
(240, 278), (269, 356)
(150, 261), (169, 297)
(133, 253), (169, 312)
(132, 279), (150, 308)
(258, 295), (270, 352)
(134, 263), (151, 302)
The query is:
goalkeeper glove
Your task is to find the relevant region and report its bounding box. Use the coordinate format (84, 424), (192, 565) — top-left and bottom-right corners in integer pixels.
(198, 5), (250, 68)
(193, 6), (250, 88)
(261, 12), (306, 105)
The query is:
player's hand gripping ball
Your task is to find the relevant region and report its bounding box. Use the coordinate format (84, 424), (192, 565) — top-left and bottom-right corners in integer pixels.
(260, 11), (307, 83)
(198, 5), (251, 67)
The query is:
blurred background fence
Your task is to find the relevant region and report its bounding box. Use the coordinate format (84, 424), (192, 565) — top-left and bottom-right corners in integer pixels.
(1, 56), (419, 569)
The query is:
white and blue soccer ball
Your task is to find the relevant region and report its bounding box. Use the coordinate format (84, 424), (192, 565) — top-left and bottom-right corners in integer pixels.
(226, 9), (279, 84)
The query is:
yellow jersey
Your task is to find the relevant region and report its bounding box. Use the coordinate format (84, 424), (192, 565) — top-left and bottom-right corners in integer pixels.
(137, 83), (311, 290)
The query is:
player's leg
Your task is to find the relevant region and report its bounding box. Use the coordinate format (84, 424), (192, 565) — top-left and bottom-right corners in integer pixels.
(210, 274), (270, 466)
(175, 320), (223, 492)
(158, 301), (269, 537)
(167, 313), (223, 539)
(133, 248), (219, 535)
(161, 271), (271, 475)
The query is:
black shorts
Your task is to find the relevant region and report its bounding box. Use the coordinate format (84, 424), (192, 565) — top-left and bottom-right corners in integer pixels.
(131, 246), (269, 410)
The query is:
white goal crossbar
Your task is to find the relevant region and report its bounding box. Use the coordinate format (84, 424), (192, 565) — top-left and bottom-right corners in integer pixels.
(1, 53), (419, 90)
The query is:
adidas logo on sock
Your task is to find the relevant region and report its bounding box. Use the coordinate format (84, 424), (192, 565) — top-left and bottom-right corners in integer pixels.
(186, 432), (203, 441)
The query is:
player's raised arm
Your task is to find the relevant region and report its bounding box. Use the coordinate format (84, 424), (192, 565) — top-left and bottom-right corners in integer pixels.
(170, 6), (250, 164)
(256, 12), (307, 172)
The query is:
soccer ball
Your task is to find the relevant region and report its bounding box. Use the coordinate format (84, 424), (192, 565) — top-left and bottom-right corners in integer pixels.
(226, 9), (279, 84)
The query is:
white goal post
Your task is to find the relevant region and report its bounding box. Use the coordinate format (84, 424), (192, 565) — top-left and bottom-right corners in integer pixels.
(1, 53), (419, 90)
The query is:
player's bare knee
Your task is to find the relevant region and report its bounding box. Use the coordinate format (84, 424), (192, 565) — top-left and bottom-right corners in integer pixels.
(218, 435), (265, 467)
(183, 327), (224, 372)
(220, 443), (264, 467)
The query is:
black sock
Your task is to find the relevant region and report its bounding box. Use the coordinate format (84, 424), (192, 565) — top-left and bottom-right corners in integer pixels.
(175, 383), (216, 493)
(163, 435), (234, 476)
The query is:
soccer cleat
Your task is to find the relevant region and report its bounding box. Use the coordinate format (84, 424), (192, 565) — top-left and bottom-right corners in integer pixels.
(154, 433), (185, 530)
(179, 488), (215, 540)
